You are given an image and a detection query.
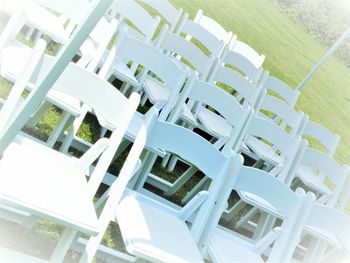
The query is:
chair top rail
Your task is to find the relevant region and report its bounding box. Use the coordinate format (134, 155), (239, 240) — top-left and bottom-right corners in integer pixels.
(264, 75), (300, 106)
(140, 0), (183, 31)
(303, 120), (340, 157)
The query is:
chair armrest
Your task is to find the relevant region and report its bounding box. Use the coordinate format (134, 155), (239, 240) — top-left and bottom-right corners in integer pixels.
(179, 191), (209, 221)
(253, 226), (283, 254)
(76, 138), (110, 171)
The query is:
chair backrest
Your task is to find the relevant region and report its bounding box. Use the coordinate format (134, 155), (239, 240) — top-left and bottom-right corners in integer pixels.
(109, 0), (160, 42)
(99, 27), (187, 120)
(229, 36), (265, 68)
(243, 116), (304, 181)
(258, 95), (306, 136)
(295, 148), (349, 206)
(302, 119), (340, 157)
(208, 58), (263, 107)
(156, 25), (215, 80)
(262, 73), (300, 107)
(78, 16), (119, 71)
(37, 0), (91, 24)
(145, 120), (235, 242)
(193, 9), (233, 45)
(298, 204), (350, 256)
(0, 40), (47, 135)
(139, 0), (183, 32)
(235, 166), (314, 262)
(176, 12), (228, 57)
(198, 158), (315, 262)
(171, 77), (252, 143)
(220, 44), (264, 84)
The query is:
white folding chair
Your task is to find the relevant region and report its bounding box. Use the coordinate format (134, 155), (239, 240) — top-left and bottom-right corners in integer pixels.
(0, 56), (141, 262)
(220, 43), (264, 85)
(261, 71), (300, 107)
(205, 165), (315, 263)
(287, 148), (349, 207)
(208, 57), (265, 108)
(301, 119), (340, 158)
(65, 28), (187, 155)
(139, 0), (183, 32)
(175, 11), (230, 58)
(144, 77), (253, 197)
(242, 94), (307, 172)
(140, 24), (216, 128)
(0, 0), (91, 49)
(228, 34), (265, 68)
(289, 203), (350, 263)
(191, 9), (233, 51)
(221, 116), (307, 237)
(79, 117), (238, 263)
(97, 0), (161, 91)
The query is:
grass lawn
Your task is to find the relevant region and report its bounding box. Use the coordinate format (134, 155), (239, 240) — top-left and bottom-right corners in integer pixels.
(172, 0), (350, 166)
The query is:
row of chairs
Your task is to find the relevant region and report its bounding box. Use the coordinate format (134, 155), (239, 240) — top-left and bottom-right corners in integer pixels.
(0, 0), (349, 262)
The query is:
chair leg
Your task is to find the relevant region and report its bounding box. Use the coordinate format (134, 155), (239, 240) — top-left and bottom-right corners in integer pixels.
(304, 240), (327, 263)
(79, 223), (110, 263)
(46, 112), (72, 148)
(165, 166), (198, 196)
(182, 177), (209, 204)
(25, 101), (51, 129)
(161, 153), (171, 168)
(253, 212), (276, 241)
(167, 154), (178, 172)
(221, 199), (246, 222)
(133, 152), (157, 191)
(60, 105), (89, 153)
(235, 207), (258, 229)
(50, 228), (78, 263)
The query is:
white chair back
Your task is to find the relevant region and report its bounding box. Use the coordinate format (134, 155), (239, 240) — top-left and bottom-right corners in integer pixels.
(262, 72), (300, 106)
(193, 9), (233, 45)
(221, 44), (264, 84)
(229, 36), (265, 68)
(258, 94), (306, 136)
(140, 0), (183, 32)
(208, 58), (264, 108)
(100, 28), (187, 120)
(109, 0), (160, 42)
(302, 120), (340, 157)
(156, 25), (215, 80)
(176, 12), (228, 57)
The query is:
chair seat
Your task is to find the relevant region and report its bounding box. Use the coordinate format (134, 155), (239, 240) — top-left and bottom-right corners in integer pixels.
(96, 111), (165, 157)
(209, 227), (264, 263)
(143, 75), (171, 103)
(197, 107), (232, 138)
(245, 136), (284, 166)
(238, 191), (283, 218)
(0, 135), (99, 235)
(296, 166), (332, 197)
(143, 76), (198, 127)
(180, 104), (198, 128)
(0, 1), (69, 44)
(0, 43), (81, 116)
(116, 194), (204, 263)
(24, 4), (70, 44)
(112, 59), (140, 88)
(305, 226), (342, 250)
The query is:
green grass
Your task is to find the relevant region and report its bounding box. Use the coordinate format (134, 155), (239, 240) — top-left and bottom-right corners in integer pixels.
(171, 0), (350, 166)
